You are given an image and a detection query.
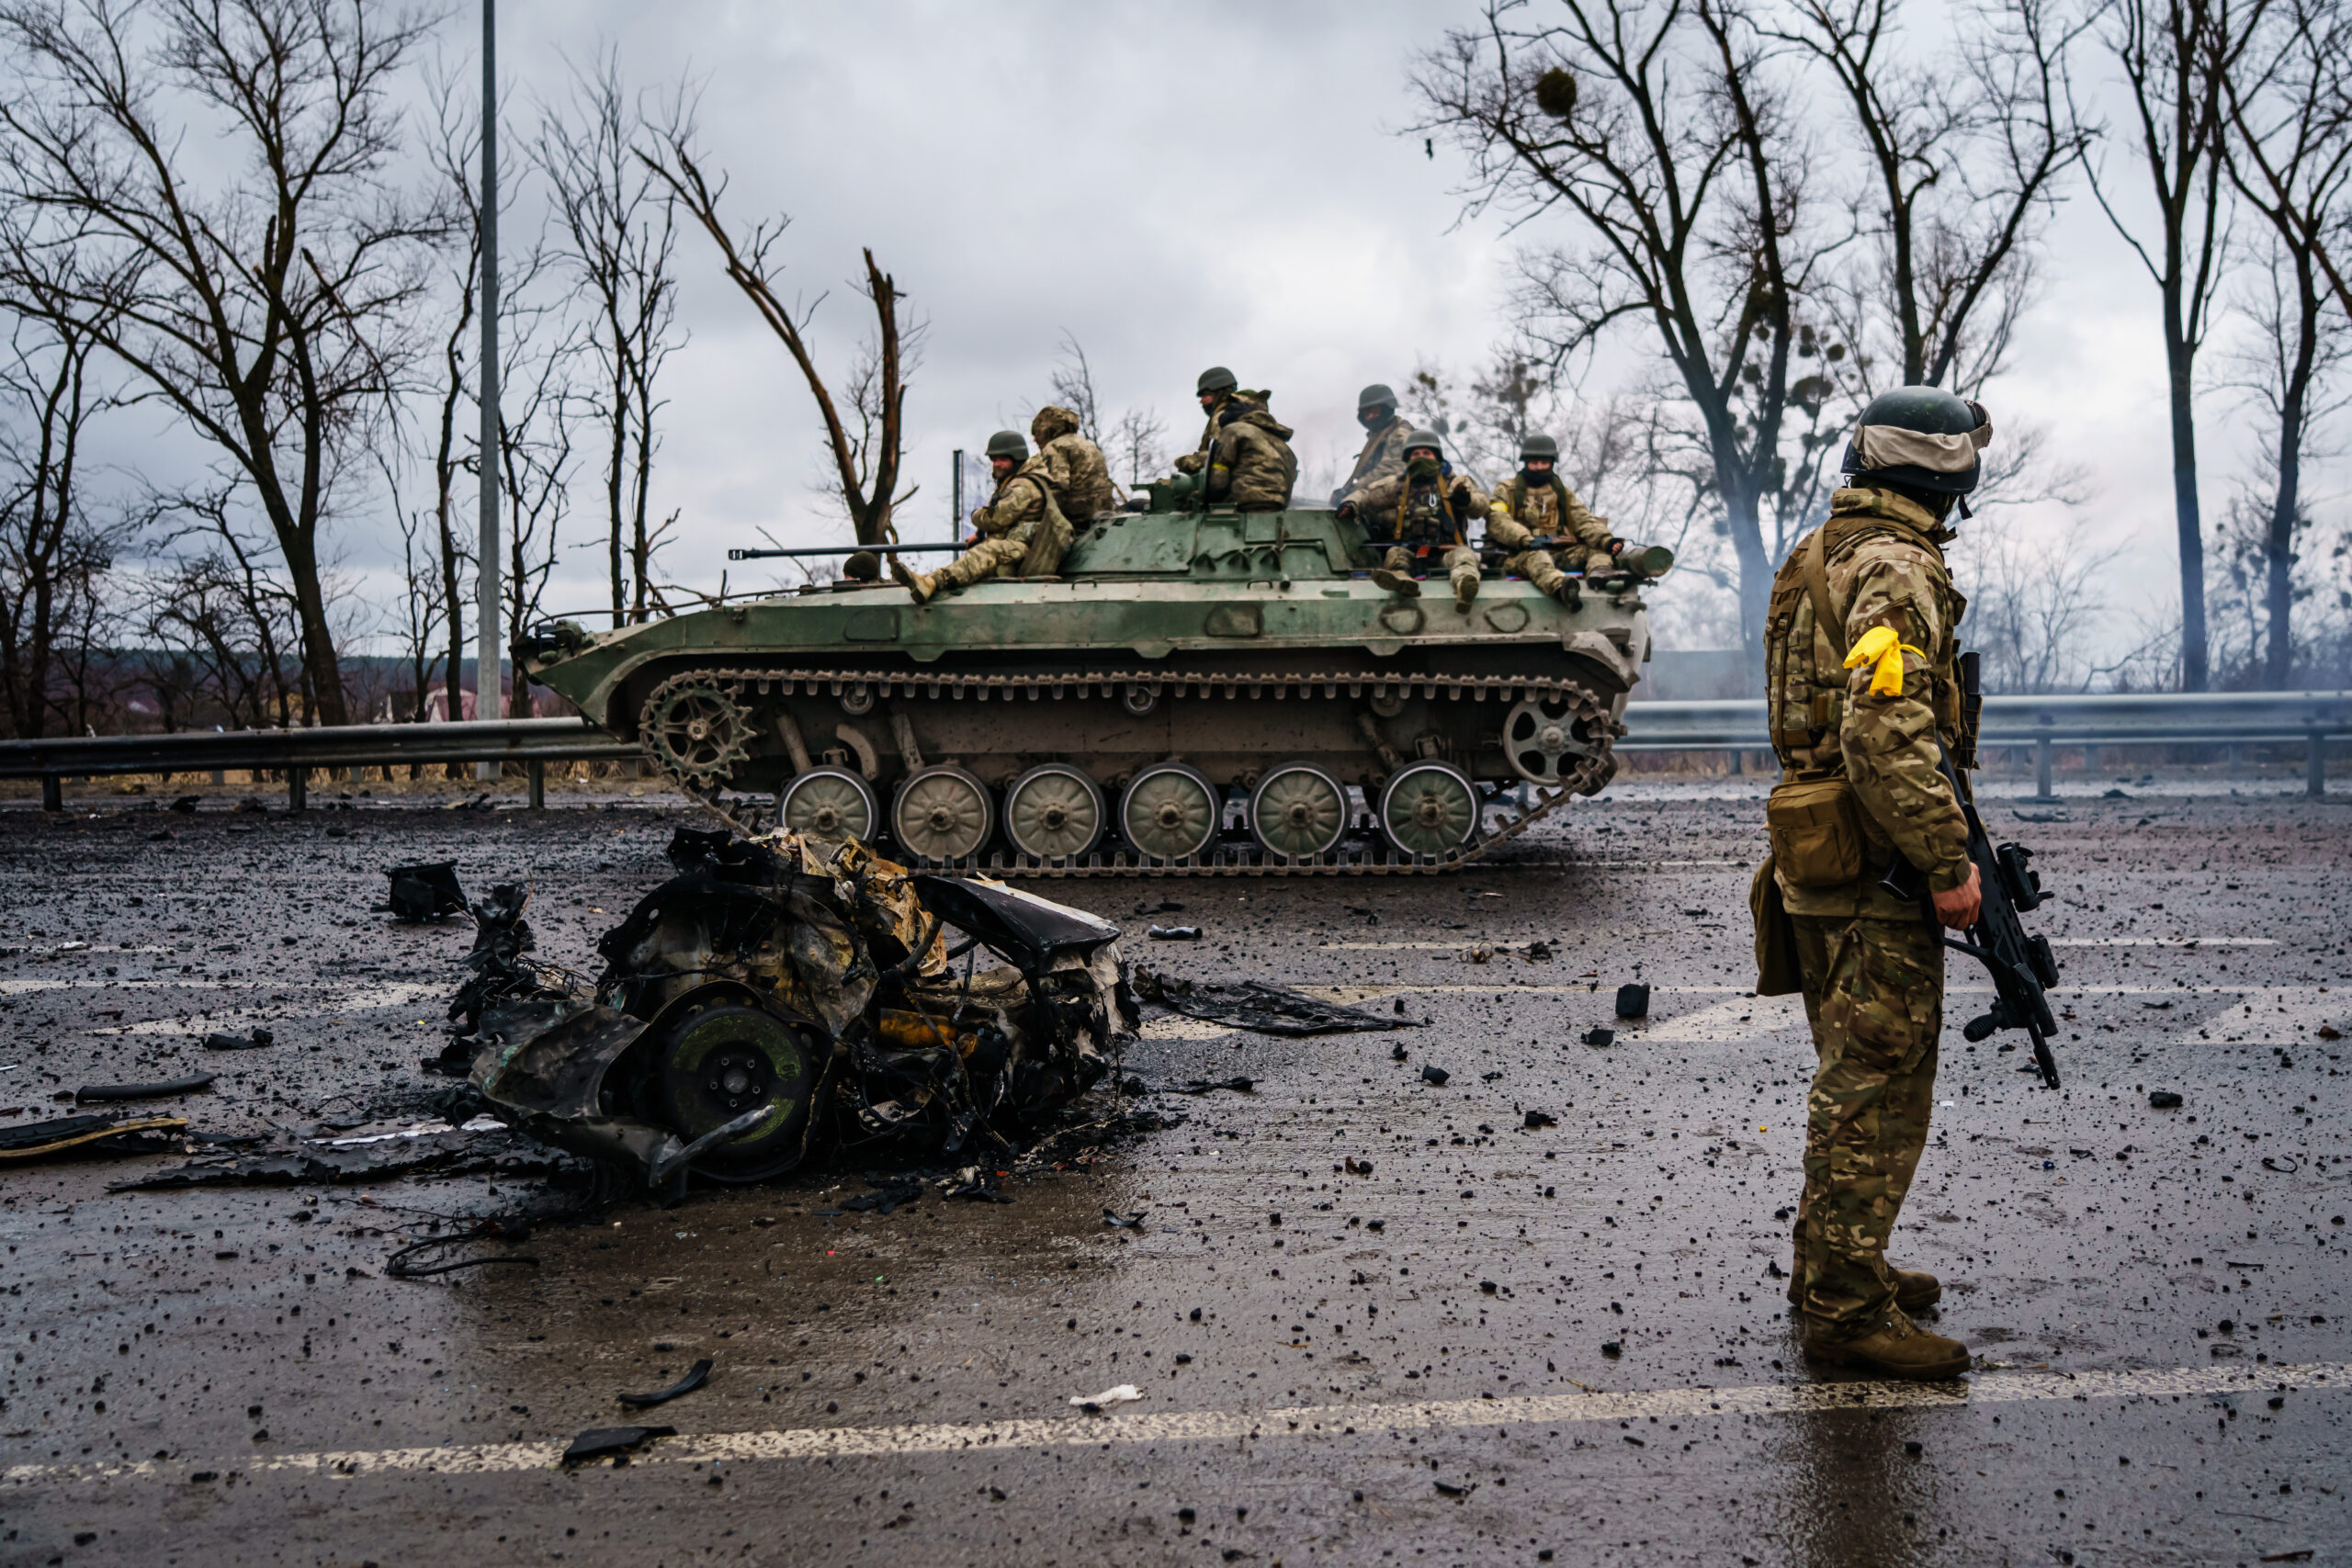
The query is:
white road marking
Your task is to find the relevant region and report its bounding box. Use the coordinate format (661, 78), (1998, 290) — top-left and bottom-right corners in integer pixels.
(10, 1360), (2341, 1485)
(2047, 937), (2276, 947)
(1136, 1015), (1238, 1041)
(1644, 993), (1808, 1042)
(2167, 987), (2349, 1045)
(1319, 941), (1555, 951)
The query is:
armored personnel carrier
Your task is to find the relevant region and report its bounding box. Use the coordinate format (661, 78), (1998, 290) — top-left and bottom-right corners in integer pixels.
(516, 487), (1657, 875)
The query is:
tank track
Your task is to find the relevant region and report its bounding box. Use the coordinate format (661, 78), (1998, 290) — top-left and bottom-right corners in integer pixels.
(640, 666), (1621, 877)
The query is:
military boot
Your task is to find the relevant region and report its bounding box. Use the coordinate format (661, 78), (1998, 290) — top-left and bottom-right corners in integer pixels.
(1548, 579), (1582, 611)
(1370, 569), (1421, 598)
(1452, 571), (1479, 613)
(1802, 1307), (1969, 1381)
(1788, 1265), (1942, 1312)
(888, 556), (935, 605)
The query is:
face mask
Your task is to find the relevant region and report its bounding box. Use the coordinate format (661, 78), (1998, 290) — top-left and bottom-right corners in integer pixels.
(1406, 456), (1441, 481)
(1359, 407), (1390, 431)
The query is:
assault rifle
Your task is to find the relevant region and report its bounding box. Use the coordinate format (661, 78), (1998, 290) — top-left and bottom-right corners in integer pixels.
(1881, 650), (2064, 1089)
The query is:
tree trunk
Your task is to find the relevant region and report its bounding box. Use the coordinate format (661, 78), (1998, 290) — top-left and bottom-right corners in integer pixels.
(2163, 294), (2209, 692)
(2265, 275), (2320, 690)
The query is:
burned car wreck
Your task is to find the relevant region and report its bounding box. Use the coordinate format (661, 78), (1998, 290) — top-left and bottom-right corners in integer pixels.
(447, 827), (1135, 1189)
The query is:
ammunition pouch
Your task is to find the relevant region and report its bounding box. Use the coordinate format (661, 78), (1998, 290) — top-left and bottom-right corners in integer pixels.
(1764, 773), (1866, 889)
(1750, 855), (1803, 997)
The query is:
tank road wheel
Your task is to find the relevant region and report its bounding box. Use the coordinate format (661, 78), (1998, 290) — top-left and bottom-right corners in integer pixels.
(1002, 763), (1106, 861)
(1377, 761), (1480, 858)
(1503, 694), (1600, 786)
(1250, 762), (1349, 861)
(892, 765), (994, 863)
(641, 677), (754, 789)
(778, 766), (877, 844)
(1120, 763), (1220, 862)
(650, 991), (821, 1182)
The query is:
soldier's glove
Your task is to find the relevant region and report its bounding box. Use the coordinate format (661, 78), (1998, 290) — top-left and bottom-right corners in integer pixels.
(1336, 500), (1358, 521)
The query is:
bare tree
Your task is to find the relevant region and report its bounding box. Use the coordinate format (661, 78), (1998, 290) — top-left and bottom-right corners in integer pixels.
(2087, 0), (2255, 693)
(539, 47), (679, 627)
(492, 306), (581, 677)
(1414, 0), (1851, 660)
(1106, 405), (1168, 487)
(640, 107), (916, 547)
(1047, 330), (1102, 440)
(0, 312), (130, 738)
(2219, 0), (2352, 686)
(1774, 0), (2092, 396)
(0, 0), (442, 727)
(139, 490), (303, 730)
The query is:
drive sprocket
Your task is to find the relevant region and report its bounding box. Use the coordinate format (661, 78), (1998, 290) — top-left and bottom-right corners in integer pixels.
(640, 674), (755, 789)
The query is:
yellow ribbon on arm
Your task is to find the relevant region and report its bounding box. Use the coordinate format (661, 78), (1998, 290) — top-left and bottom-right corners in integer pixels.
(1843, 624), (1926, 698)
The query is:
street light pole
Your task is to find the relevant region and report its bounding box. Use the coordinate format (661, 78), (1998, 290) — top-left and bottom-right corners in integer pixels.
(476, 0), (503, 769)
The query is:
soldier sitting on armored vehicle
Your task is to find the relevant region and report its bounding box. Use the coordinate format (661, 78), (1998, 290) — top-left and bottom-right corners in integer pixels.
(1487, 432), (1675, 606)
(1171, 366), (1298, 511)
(1330, 381), (1411, 505)
(1031, 403), (1116, 519)
(1339, 428), (1486, 612)
(889, 428), (1072, 604)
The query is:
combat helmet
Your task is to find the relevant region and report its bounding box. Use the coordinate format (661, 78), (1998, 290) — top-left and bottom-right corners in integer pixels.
(985, 429), (1029, 462)
(1841, 387), (1992, 495)
(1357, 382), (1397, 412)
(1401, 427), (1444, 460)
(1520, 433), (1560, 463)
(1196, 366), (1238, 397)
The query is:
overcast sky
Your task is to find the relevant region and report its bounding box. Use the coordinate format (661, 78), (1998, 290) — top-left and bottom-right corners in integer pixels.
(96, 0), (2342, 660)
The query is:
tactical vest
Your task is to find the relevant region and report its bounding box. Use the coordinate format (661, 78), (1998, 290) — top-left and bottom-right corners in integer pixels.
(1763, 512), (1966, 774)
(1501, 474), (1567, 532)
(1395, 478), (1463, 546)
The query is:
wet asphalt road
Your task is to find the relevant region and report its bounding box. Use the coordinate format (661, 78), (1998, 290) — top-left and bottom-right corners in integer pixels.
(0, 779), (2346, 1566)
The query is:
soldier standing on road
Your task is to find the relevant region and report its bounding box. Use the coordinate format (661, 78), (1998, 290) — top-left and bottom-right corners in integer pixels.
(1171, 367), (1297, 511)
(1487, 433), (1644, 606)
(890, 429), (1069, 604)
(1031, 404), (1116, 521)
(1759, 385), (1992, 1382)
(1330, 382), (1412, 505)
(1340, 428), (1485, 612)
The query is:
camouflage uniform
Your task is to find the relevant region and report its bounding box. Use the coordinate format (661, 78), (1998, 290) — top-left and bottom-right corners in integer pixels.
(1173, 390), (1268, 477)
(1765, 485), (1971, 1335)
(1356, 463), (1486, 604)
(935, 465), (1052, 590)
(1336, 410), (1412, 505)
(1487, 472), (1621, 592)
(1194, 405), (1298, 512)
(1031, 405), (1116, 520)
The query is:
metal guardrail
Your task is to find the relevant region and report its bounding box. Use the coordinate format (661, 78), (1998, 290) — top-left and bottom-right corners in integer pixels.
(2, 691), (2346, 810)
(1621, 690), (2352, 797)
(0, 717), (635, 811)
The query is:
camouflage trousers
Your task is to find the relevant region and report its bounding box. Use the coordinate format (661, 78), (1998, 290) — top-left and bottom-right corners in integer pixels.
(1499, 547), (1605, 597)
(1381, 543), (1480, 601)
(1790, 913), (1942, 1330)
(932, 530), (1032, 591)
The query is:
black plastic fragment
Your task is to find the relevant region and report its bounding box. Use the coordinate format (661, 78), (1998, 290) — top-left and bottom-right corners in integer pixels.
(1582, 1027), (1615, 1047)
(75, 1073), (216, 1103)
(840, 1179), (925, 1215)
(561, 1426), (675, 1465)
(387, 863), (467, 921)
(2149, 1090), (2183, 1109)
(618, 1359), (712, 1409)
(1524, 1109), (1558, 1129)
(1614, 984), (1651, 1020)
(1170, 1077), (1254, 1095)
(1135, 968), (1419, 1036)
(1420, 1065), (1450, 1087)
(203, 1028), (275, 1051)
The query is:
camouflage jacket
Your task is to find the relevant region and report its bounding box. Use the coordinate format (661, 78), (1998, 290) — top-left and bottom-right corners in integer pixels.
(1204, 408), (1298, 511)
(1353, 466), (1487, 546)
(1488, 473), (1616, 555)
(971, 465), (1049, 539)
(1173, 391), (1270, 475)
(1767, 486), (1970, 916)
(1336, 413), (1412, 505)
(1030, 407), (1117, 520)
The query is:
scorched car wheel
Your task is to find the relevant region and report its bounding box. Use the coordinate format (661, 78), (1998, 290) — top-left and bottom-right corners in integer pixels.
(649, 987), (821, 1182)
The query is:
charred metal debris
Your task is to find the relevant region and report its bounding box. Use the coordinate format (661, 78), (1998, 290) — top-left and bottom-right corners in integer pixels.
(448, 827), (1137, 1190)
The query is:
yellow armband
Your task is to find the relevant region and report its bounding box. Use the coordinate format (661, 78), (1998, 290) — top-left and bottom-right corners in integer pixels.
(1843, 625), (1926, 698)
